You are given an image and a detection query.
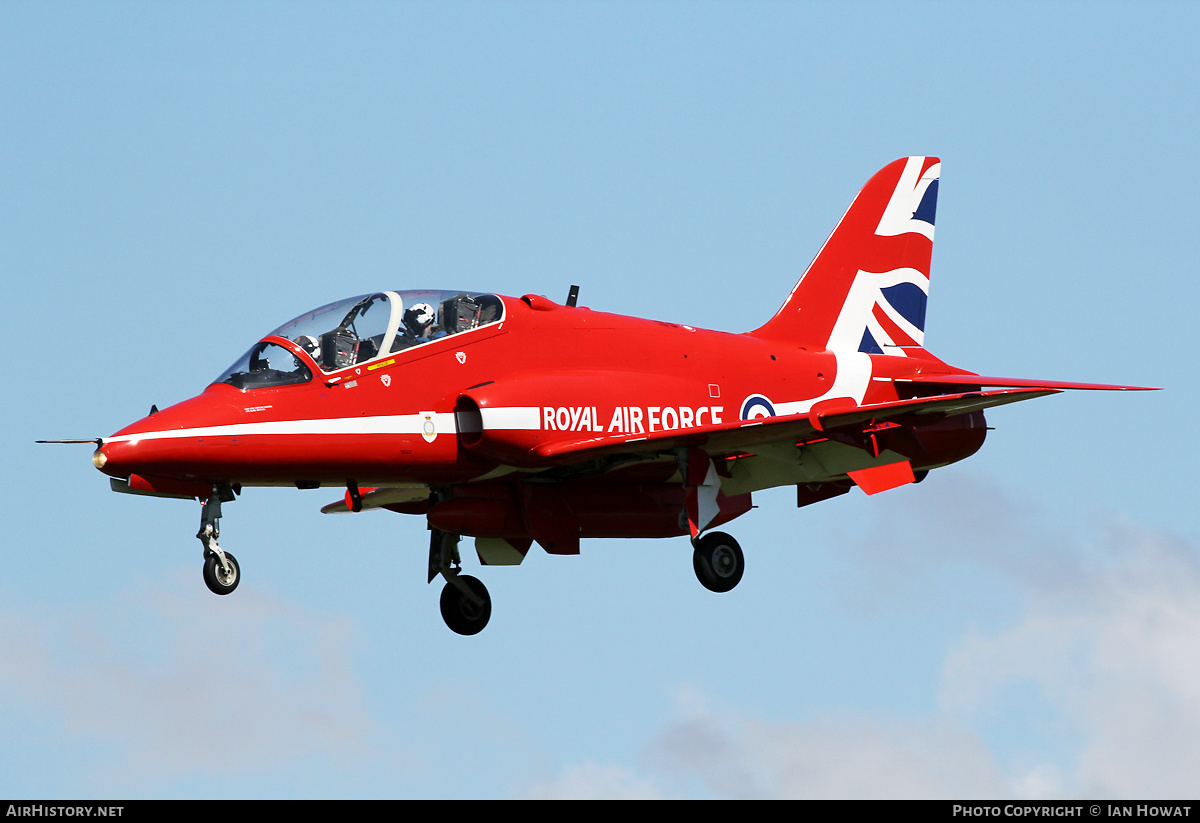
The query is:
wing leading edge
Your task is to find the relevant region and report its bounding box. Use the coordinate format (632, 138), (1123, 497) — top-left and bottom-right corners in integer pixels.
(895, 373), (1159, 392)
(322, 375), (1158, 513)
(531, 387), (1058, 465)
(319, 387), (1056, 513)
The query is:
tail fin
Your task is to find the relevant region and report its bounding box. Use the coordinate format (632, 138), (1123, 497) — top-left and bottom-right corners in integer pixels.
(751, 156), (940, 355)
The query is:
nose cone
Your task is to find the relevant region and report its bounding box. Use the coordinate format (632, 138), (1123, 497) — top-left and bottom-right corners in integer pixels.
(93, 438), (143, 480)
(95, 386), (241, 482)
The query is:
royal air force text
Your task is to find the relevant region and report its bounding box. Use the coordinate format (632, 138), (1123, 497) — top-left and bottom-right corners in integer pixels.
(541, 406), (725, 434)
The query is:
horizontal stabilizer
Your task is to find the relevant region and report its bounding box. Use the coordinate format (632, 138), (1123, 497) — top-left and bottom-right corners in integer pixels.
(896, 373), (1159, 392)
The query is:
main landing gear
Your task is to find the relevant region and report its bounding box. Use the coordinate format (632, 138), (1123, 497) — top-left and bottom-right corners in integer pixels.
(429, 527), (491, 635)
(692, 531), (744, 593)
(421, 526), (743, 634)
(439, 574), (491, 636)
(197, 485), (240, 595)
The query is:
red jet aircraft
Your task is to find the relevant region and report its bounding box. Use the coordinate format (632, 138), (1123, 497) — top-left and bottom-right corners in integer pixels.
(47, 157), (1152, 634)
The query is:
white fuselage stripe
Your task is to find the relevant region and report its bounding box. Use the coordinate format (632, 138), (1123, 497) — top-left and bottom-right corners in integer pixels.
(105, 407), (545, 444)
(106, 413), (461, 443)
(479, 406), (541, 430)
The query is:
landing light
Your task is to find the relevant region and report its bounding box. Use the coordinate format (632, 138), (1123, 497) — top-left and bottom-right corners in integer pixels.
(92, 447), (107, 470)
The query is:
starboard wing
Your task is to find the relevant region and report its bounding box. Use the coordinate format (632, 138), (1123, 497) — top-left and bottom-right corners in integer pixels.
(531, 387), (1059, 465)
(895, 373), (1158, 392)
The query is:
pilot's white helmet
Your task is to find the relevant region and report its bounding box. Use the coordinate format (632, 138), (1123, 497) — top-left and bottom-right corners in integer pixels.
(405, 302), (435, 329)
(294, 335), (319, 355)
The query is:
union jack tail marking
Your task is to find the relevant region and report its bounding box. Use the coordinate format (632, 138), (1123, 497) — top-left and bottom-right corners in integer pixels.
(751, 156), (940, 357)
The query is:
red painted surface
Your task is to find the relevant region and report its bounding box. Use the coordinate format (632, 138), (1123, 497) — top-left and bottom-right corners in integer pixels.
(90, 157), (1152, 556)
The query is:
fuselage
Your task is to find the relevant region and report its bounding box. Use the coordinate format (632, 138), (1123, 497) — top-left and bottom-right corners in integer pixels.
(95, 291), (985, 504)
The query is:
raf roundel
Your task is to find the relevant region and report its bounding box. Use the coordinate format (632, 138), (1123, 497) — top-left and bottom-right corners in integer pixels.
(739, 394), (776, 421)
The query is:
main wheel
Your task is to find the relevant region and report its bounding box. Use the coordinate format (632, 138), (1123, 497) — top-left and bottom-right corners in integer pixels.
(203, 550), (240, 595)
(440, 574), (491, 635)
(693, 532), (744, 593)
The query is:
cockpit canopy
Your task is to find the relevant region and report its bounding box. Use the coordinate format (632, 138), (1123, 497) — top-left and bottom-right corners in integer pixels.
(215, 290), (503, 390)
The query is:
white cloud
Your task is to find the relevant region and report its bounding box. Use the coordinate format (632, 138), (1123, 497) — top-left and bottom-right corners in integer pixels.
(836, 472), (1090, 597)
(849, 478), (1200, 797)
(523, 763), (666, 799)
(829, 476), (1200, 798)
(0, 570), (381, 793)
(942, 526), (1200, 798)
(523, 688), (1009, 799)
(648, 695), (1008, 799)
(523, 482), (1200, 799)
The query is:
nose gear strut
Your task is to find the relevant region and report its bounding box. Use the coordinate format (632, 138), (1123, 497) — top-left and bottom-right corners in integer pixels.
(197, 484), (240, 595)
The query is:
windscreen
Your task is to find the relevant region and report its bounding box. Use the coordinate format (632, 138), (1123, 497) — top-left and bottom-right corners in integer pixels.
(212, 289), (505, 388)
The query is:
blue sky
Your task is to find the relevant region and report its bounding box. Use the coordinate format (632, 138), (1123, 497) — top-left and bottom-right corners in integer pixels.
(2, 1), (1197, 798)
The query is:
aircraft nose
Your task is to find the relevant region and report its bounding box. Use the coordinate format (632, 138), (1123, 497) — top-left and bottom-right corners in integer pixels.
(92, 437), (141, 479)
(94, 388), (242, 482)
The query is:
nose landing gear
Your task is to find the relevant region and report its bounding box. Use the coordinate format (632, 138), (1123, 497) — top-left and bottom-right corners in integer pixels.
(197, 484), (240, 595)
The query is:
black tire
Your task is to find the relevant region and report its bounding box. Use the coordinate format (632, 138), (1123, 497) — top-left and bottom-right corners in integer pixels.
(693, 532), (744, 593)
(440, 574), (491, 635)
(203, 550), (240, 595)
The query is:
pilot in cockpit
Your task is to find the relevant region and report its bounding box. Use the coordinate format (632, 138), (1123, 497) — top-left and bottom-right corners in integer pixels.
(403, 302), (445, 342)
(291, 334), (321, 369)
(294, 335), (320, 357)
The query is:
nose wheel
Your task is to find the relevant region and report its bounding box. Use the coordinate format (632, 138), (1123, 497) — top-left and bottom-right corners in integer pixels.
(196, 484), (241, 596)
(203, 549), (240, 595)
(693, 531), (744, 593)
